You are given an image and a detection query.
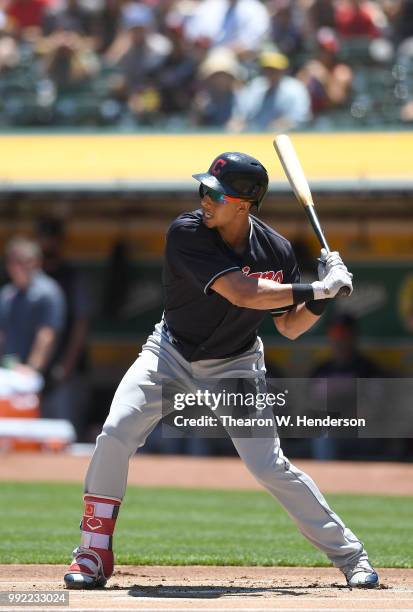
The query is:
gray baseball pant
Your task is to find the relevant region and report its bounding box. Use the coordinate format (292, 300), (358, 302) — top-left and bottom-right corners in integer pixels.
(85, 321), (366, 569)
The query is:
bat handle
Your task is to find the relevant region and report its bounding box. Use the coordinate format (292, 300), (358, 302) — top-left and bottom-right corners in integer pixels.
(308, 224), (350, 297)
(309, 210), (351, 298)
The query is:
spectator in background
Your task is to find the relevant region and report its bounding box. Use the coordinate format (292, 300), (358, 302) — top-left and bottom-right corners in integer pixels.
(268, 0), (305, 62)
(306, 0), (336, 34)
(393, 0), (413, 45)
(298, 27), (353, 114)
(36, 22), (100, 92)
(309, 313), (386, 460)
(313, 313), (385, 379)
(191, 47), (244, 127)
(334, 0), (383, 38)
(6, 0), (53, 39)
(229, 50), (311, 131)
(0, 11), (20, 73)
(0, 237), (65, 378)
(0, 36), (19, 72)
(93, 0), (125, 54)
(42, 0), (93, 37)
(36, 218), (92, 441)
(106, 2), (170, 123)
(400, 93), (413, 122)
(152, 0), (188, 36)
(184, 0), (271, 59)
(156, 19), (199, 120)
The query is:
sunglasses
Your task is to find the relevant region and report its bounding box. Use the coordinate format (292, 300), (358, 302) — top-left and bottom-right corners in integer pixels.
(200, 185), (246, 204)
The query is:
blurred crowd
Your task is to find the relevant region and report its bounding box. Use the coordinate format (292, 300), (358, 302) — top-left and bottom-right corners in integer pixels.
(1, 0), (413, 129)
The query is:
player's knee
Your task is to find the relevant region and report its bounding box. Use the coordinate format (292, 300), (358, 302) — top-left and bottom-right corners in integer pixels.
(96, 429), (129, 452)
(102, 404), (153, 454)
(100, 424), (137, 457)
(244, 452), (289, 484)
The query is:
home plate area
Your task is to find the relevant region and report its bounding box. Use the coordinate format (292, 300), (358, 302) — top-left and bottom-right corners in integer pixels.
(1, 566), (413, 611)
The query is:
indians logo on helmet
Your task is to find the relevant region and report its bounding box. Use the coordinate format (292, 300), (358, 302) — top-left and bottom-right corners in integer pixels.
(211, 159), (227, 176)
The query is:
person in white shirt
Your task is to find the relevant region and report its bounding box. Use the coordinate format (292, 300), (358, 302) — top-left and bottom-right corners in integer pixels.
(184, 0), (271, 58)
(230, 51), (312, 130)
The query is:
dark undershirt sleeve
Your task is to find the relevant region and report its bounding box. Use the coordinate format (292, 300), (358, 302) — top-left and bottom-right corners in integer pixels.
(270, 243), (301, 317)
(166, 224), (240, 294)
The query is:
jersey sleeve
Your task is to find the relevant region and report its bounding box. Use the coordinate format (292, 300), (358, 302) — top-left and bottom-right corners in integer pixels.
(37, 286), (66, 331)
(166, 221), (240, 295)
(0, 290), (5, 333)
(270, 240), (301, 317)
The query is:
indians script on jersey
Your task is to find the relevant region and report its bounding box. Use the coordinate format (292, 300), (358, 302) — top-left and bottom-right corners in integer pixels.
(242, 266), (284, 282)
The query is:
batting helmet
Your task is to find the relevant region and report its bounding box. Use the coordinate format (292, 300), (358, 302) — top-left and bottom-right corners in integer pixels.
(192, 152), (269, 211)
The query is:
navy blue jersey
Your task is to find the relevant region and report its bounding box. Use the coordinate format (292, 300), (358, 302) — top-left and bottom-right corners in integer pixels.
(163, 209), (300, 361)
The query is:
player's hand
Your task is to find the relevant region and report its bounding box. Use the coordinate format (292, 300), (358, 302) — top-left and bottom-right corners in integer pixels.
(312, 266), (353, 299)
(317, 249), (349, 281)
(323, 266), (353, 297)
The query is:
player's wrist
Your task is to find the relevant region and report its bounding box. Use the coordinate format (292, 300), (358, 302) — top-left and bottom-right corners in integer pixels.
(311, 280), (330, 300)
(291, 283), (315, 304)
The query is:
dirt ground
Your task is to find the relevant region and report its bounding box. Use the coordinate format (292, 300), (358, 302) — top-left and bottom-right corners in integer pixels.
(1, 453), (412, 611)
(1, 566), (413, 611)
(1, 452), (413, 495)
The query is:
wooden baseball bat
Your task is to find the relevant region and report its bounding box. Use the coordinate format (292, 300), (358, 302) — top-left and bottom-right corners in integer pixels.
(273, 134), (351, 297)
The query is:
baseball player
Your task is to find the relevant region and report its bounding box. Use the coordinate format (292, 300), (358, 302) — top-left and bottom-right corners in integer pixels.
(64, 152), (379, 590)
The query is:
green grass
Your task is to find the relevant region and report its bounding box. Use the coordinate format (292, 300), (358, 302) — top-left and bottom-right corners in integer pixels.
(0, 482), (412, 567)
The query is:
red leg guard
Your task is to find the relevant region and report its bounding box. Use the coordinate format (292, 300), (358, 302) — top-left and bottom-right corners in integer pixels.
(80, 494), (120, 578)
(65, 494), (121, 588)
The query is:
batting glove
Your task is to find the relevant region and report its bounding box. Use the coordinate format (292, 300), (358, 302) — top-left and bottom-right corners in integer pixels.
(317, 248), (349, 281)
(312, 266), (353, 299)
